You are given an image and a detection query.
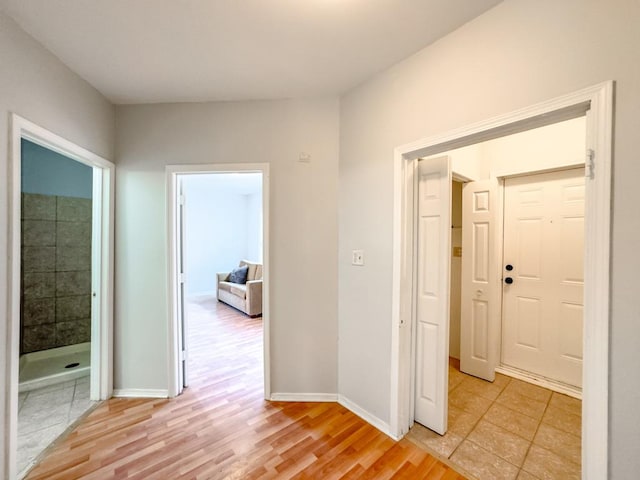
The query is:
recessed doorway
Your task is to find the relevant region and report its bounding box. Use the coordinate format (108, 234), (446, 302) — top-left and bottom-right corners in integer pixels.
(166, 164), (270, 399)
(391, 82), (613, 479)
(7, 115), (115, 480)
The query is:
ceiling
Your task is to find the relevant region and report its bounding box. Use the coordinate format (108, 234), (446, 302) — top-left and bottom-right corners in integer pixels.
(1, 0), (502, 105)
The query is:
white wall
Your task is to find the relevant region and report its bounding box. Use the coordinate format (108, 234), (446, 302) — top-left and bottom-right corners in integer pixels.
(246, 193), (263, 263)
(0, 12), (114, 476)
(182, 174), (262, 297)
(338, 1), (640, 476)
(115, 98), (339, 395)
(447, 117), (585, 360)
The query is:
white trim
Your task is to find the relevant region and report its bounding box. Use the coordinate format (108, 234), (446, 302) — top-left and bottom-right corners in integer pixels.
(112, 389), (169, 399)
(496, 365), (582, 400)
(270, 393), (338, 402)
(391, 82), (613, 480)
(166, 163), (271, 400)
(6, 114), (115, 480)
(338, 395), (399, 441)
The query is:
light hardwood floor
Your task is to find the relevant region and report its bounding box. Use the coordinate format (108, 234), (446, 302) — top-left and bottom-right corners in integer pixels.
(25, 297), (466, 479)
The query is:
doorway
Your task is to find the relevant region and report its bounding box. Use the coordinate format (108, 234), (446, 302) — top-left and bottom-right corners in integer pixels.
(166, 163), (270, 399)
(7, 115), (114, 480)
(391, 82), (613, 479)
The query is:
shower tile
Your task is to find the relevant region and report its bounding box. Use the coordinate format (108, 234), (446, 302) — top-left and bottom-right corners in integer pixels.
(56, 295), (91, 320)
(77, 318), (92, 343)
(22, 297), (55, 326)
(22, 325), (56, 353)
(22, 272), (55, 299)
(55, 322), (79, 347)
(56, 271), (91, 296)
(22, 220), (55, 246)
(22, 194), (56, 221)
(57, 197), (92, 222)
(55, 320), (91, 347)
(56, 245), (91, 271)
(56, 221), (92, 247)
(22, 246), (56, 273)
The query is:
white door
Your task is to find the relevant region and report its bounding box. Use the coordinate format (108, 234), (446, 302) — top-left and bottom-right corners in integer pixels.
(502, 168), (585, 388)
(414, 156), (451, 434)
(460, 180), (498, 382)
(177, 180), (189, 391)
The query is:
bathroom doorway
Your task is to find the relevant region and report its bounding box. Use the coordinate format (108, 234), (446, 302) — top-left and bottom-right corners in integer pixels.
(7, 115), (114, 479)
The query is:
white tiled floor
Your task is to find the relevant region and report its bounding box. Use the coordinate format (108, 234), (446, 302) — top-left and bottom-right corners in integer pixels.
(17, 375), (97, 478)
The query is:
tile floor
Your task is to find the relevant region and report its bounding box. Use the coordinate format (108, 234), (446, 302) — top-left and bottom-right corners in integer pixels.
(17, 375), (97, 478)
(407, 359), (581, 480)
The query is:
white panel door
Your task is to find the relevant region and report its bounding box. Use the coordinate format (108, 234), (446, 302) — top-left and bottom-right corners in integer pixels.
(177, 180), (188, 392)
(414, 156), (451, 434)
(460, 180), (498, 381)
(502, 168), (585, 388)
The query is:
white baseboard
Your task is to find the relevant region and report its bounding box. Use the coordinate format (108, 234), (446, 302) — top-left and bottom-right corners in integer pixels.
(112, 388), (169, 399)
(496, 365), (582, 400)
(338, 395), (398, 441)
(269, 392), (338, 402)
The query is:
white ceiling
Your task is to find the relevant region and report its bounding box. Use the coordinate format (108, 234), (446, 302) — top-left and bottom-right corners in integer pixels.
(1, 0), (502, 105)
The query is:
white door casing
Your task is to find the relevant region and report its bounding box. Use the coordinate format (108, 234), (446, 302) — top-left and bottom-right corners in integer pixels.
(414, 156), (451, 434)
(460, 180), (499, 382)
(501, 168), (585, 388)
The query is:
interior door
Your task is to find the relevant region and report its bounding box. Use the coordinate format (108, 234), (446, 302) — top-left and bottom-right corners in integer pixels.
(177, 179), (189, 391)
(502, 168), (585, 388)
(414, 156), (451, 434)
(460, 180), (498, 381)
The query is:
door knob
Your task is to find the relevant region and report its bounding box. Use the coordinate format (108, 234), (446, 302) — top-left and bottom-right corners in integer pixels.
(505, 264), (514, 271)
(504, 277), (514, 285)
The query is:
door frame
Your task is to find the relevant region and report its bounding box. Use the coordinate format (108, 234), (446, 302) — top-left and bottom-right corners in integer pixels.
(166, 163), (270, 399)
(391, 81), (613, 479)
(6, 114), (115, 480)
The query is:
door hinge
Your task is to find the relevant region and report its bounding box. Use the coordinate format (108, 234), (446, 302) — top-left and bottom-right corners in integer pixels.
(179, 194), (185, 205)
(179, 273), (185, 284)
(180, 350), (187, 362)
(586, 149), (595, 179)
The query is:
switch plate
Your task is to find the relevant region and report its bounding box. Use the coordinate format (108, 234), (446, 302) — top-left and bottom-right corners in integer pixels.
(352, 250), (364, 266)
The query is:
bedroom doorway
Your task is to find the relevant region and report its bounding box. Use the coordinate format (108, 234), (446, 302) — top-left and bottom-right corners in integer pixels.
(166, 164), (270, 399)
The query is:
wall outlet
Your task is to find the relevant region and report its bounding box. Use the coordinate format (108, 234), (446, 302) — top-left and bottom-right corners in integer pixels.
(352, 250), (364, 266)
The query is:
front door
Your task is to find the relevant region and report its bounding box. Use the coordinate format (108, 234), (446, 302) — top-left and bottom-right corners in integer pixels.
(501, 168), (585, 388)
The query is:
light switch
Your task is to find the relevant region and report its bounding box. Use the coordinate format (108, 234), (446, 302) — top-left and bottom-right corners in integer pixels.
(352, 250), (364, 266)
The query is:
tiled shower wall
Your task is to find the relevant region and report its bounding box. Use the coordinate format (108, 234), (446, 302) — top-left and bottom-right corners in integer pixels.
(21, 193), (92, 354)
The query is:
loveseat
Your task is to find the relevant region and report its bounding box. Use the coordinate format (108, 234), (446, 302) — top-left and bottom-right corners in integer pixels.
(216, 260), (263, 317)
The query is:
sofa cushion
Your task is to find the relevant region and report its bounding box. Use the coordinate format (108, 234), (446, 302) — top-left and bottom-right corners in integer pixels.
(219, 281), (247, 299)
(229, 265), (249, 284)
(239, 260), (263, 281)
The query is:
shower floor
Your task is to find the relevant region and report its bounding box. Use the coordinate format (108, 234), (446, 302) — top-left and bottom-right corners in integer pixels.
(19, 343), (90, 392)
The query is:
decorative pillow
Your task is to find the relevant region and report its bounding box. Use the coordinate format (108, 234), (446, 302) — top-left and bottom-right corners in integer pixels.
(228, 265), (249, 284)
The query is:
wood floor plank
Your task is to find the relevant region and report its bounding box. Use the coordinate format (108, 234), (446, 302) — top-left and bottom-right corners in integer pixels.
(25, 298), (466, 479)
